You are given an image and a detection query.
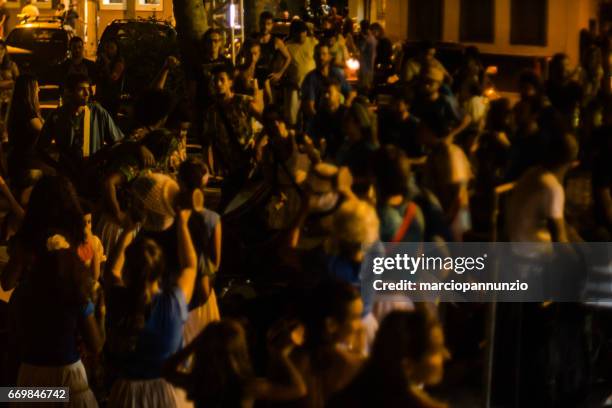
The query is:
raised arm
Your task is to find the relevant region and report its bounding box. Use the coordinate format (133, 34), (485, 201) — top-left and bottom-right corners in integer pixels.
(163, 329), (202, 388)
(103, 172), (128, 225)
(211, 221), (222, 270)
(251, 81), (265, 118)
(247, 322), (307, 401)
(0, 175), (25, 221)
(104, 225), (136, 288)
(176, 208), (197, 304)
(151, 56), (180, 90)
(0, 239), (26, 291)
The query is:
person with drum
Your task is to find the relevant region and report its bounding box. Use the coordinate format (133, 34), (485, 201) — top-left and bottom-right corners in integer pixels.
(200, 64), (264, 210)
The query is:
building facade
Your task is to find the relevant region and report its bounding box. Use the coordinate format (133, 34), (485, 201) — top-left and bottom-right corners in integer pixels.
(349, 0), (601, 65)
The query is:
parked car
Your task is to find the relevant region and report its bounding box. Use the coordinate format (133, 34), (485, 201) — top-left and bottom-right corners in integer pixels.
(98, 18), (180, 97)
(6, 17), (73, 85)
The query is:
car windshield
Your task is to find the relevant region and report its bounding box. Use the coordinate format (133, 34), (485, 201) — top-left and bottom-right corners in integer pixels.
(103, 23), (174, 45)
(6, 27), (68, 56)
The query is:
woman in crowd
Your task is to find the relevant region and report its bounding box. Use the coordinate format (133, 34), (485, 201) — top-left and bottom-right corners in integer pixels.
(1, 176), (86, 290)
(104, 206), (197, 407)
(165, 318), (307, 407)
(97, 128), (179, 254)
(96, 38), (125, 116)
(11, 247), (104, 407)
(0, 39), (19, 146)
(288, 280), (365, 408)
(328, 308), (449, 408)
(7, 176), (103, 406)
(0, 39), (19, 93)
(6, 74), (47, 183)
(177, 157), (223, 343)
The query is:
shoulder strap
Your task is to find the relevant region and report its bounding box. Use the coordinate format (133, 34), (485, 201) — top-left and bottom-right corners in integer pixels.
(83, 105), (91, 157)
(391, 201), (417, 243)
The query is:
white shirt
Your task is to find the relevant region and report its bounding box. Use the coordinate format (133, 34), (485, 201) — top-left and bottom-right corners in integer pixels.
(507, 166), (564, 254)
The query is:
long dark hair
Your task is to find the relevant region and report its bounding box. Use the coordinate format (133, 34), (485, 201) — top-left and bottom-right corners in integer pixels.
(18, 176), (85, 253)
(8, 74), (40, 141)
(302, 280), (360, 351)
(115, 237), (165, 351)
(188, 320), (254, 407)
(99, 38), (123, 66)
(357, 309), (442, 397)
(30, 248), (91, 308)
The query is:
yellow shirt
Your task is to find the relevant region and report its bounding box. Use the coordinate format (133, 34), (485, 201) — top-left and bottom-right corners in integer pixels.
(286, 36), (318, 87)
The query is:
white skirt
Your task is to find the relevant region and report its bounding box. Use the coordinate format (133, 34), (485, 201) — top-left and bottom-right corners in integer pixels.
(183, 290), (220, 346)
(15, 360), (98, 408)
(109, 378), (181, 408)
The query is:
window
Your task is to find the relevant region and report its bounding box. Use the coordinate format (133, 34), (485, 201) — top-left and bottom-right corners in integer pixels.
(460, 0), (494, 43)
(408, 0), (443, 42)
(510, 0), (547, 46)
(100, 0), (127, 11)
(135, 0), (163, 12)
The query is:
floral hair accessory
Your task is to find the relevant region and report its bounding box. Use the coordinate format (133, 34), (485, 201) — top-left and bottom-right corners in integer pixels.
(47, 234), (70, 251)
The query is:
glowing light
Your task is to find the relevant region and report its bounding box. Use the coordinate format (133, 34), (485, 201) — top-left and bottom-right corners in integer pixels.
(230, 4), (236, 28)
(346, 58), (360, 71)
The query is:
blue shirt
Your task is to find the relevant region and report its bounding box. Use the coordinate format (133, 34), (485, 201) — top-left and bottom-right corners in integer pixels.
(378, 200), (425, 242)
(327, 241), (385, 316)
(301, 67), (352, 108)
(38, 102), (124, 161)
(109, 286), (188, 379)
(12, 283), (94, 366)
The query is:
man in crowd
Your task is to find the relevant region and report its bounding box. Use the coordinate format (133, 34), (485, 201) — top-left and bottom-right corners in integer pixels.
(188, 28), (232, 114)
(255, 11), (292, 89)
(355, 20), (377, 93)
(507, 130), (579, 245)
(301, 43), (354, 131)
(201, 65), (263, 208)
(307, 77), (347, 158)
(57, 37), (98, 87)
(371, 22), (393, 86)
(37, 74), (124, 182)
(64, 3), (79, 30)
(421, 109), (472, 242)
(284, 20), (318, 126)
(401, 40), (450, 84)
(414, 66), (471, 142)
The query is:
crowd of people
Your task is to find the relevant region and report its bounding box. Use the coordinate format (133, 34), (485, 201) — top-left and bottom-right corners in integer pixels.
(0, 4), (610, 408)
